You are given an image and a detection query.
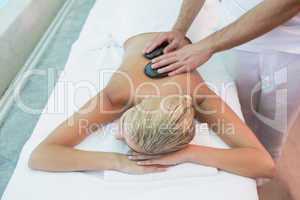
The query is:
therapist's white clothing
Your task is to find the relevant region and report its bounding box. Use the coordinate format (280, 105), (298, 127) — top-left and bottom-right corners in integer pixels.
(219, 0), (300, 159)
(233, 51), (300, 159)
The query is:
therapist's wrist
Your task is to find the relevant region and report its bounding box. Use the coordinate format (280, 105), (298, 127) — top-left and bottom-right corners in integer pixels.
(190, 38), (216, 63)
(172, 25), (189, 35)
(196, 36), (218, 55)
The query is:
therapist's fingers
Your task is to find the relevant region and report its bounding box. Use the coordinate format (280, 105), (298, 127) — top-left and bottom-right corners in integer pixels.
(151, 55), (177, 70)
(169, 65), (189, 76)
(164, 40), (179, 53)
(152, 52), (176, 64)
(143, 34), (160, 53)
(157, 62), (183, 74)
(152, 57), (178, 69)
(144, 35), (167, 53)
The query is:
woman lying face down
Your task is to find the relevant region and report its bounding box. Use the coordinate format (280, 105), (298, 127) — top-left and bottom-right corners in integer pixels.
(116, 96), (195, 155)
(29, 33), (275, 178)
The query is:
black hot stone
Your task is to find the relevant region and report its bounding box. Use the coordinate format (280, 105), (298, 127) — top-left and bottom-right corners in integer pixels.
(144, 41), (169, 60)
(144, 62), (168, 79)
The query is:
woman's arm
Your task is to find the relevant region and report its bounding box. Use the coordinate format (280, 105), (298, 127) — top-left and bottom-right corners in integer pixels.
(28, 90), (124, 172)
(190, 84), (275, 178)
(132, 83), (275, 178)
(29, 88), (165, 174)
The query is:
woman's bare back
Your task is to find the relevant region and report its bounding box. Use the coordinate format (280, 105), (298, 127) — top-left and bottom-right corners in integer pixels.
(105, 33), (204, 106)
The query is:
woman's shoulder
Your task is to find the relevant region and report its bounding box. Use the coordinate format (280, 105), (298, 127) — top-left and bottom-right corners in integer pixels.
(123, 32), (159, 49)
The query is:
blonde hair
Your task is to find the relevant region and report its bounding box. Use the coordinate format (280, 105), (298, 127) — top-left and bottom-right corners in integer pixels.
(120, 95), (195, 154)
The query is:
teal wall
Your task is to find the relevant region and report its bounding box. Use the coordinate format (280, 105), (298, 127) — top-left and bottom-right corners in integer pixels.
(0, 0), (67, 97)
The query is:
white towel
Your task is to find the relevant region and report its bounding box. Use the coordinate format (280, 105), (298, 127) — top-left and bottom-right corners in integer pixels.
(103, 123), (218, 181)
(75, 121), (218, 181)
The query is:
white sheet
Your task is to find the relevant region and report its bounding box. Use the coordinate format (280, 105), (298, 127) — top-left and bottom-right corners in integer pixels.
(2, 0), (258, 199)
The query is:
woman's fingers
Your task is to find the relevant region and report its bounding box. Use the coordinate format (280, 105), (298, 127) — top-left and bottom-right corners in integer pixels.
(141, 166), (167, 173)
(128, 154), (160, 161)
(136, 158), (169, 166)
(137, 160), (157, 165)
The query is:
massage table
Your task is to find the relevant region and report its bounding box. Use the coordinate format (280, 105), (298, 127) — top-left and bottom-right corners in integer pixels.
(2, 0), (258, 199)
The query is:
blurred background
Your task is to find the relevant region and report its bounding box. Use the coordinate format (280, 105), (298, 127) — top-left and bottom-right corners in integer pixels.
(0, 0), (299, 199)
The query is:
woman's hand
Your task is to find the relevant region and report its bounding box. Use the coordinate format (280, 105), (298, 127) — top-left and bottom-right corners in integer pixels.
(143, 31), (188, 54)
(151, 41), (214, 76)
(114, 154), (167, 174)
(128, 145), (195, 166)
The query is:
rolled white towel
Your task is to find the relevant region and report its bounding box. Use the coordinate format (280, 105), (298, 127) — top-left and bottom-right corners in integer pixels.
(103, 122), (219, 182)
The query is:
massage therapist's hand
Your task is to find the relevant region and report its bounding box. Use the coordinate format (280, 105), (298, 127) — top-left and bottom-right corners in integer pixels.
(114, 154), (167, 174)
(151, 41), (214, 76)
(143, 30), (188, 54)
(128, 145), (196, 166)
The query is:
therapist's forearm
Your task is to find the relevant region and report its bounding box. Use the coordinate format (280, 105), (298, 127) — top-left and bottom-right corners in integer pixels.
(188, 145), (275, 178)
(203, 0), (300, 53)
(172, 0), (206, 33)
